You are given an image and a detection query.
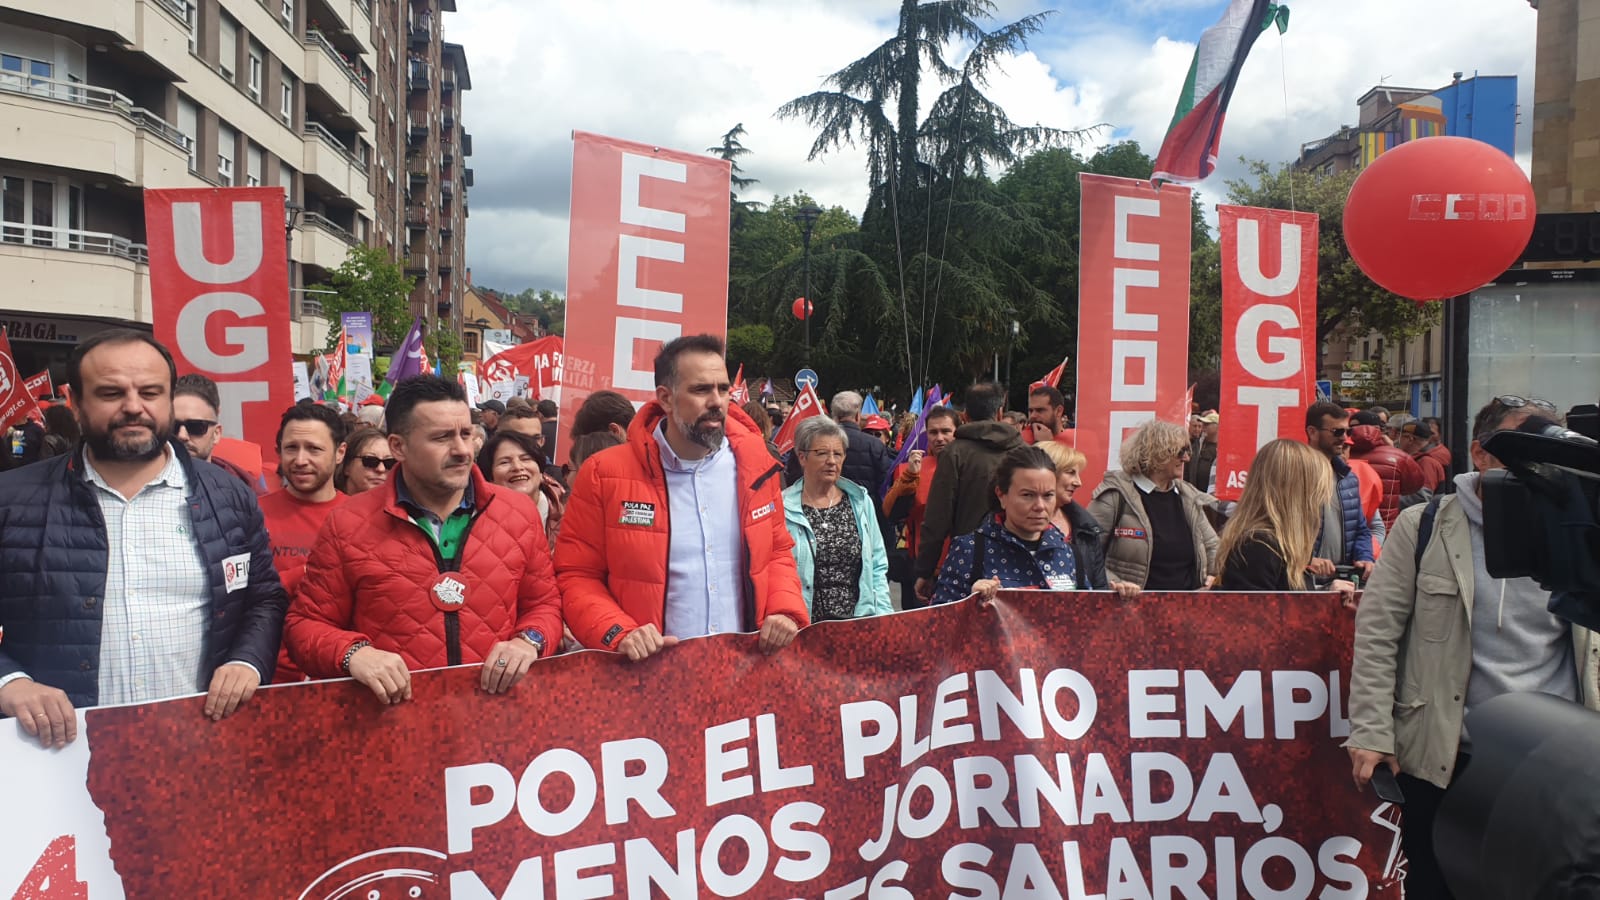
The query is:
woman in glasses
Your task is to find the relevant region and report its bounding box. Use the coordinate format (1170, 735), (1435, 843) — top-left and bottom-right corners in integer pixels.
(477, 430), (563, 544)
(1088, 419), (1220, 591)
(782, 417), (892, 622)
(335, 426), (396, 495)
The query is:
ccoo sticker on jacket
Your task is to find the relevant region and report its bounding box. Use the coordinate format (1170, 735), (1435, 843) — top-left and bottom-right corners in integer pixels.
(750, 501), (776, 522)
(619, 501), (656, 527)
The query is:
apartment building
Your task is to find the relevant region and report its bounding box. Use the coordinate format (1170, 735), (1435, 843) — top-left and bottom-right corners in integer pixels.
(0, 0), (469, 379)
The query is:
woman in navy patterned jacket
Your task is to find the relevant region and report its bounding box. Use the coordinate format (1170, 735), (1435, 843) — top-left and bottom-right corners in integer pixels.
(932, 446), (1096, 604)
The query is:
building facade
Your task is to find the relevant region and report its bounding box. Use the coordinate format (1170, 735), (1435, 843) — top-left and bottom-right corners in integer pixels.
(0, 0), (468, 379)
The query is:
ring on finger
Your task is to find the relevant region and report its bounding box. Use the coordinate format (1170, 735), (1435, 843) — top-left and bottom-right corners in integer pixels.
(495, 658), (508, 667)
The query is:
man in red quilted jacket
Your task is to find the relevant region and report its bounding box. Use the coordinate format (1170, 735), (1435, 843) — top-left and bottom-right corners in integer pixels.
(1348, 410), (1425, 530)
(285, 376), (562, 704)
(555, 334), (809, 661)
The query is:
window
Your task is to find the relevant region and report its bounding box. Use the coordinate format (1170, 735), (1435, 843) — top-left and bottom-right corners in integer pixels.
(1422, 328), (1434, 374)
(247, 45), (262, 100)
(281, 0), (294, 28)
(1, 54), (52, 91)
(0, 175), (79, 247)
(280, 70), (293, 125)
(30, 180), (53, 246)
(218, 16), (237, 80)
(247, 145), (263, 187)
(185, 2), (198, 54)
(218, 127), (235, 185)
(279, 162), (294, 195)
(176, 96), (198, 171)
(463, 332), (479, 355)
(2, 176), (23, 243)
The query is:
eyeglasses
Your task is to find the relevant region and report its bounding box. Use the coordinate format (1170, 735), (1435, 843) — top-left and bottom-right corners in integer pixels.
(356, 455), (398, 471)
(804, 449), (845, 461)
(1175, 447), (1192, 459)
(1495, 395), (1558, 413)
(1316, 426), (1350, 439)
(175, 419), (217, 436)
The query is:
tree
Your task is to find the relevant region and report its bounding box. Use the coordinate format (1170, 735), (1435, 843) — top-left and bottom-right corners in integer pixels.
(1222, 160), (1439, 365)
(426, 324), (463, 378)
(708, 124), (762, 227)
(309, 245), (416, 351)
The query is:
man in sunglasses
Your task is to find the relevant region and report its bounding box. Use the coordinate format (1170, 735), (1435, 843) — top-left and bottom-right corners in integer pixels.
(175, 374), (264, 494)
(258, 404), (349, 681)
(1304, 401), (1375, 583)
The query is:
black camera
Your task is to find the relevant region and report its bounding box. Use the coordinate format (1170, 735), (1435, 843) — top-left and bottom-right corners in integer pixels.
(1480, 406), (1600, 629)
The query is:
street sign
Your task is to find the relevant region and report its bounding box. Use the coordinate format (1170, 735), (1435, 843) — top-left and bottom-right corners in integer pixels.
(1316, 379), (1333, 399)
(794, 368), (819, 392)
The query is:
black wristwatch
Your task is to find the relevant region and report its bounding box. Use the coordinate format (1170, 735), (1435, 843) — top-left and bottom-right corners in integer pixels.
(520, 630), (546, 656)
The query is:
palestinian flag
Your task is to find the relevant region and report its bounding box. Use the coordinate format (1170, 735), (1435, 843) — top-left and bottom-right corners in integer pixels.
(325, 327), (348, 404)
(1151, 0), (1284, 184)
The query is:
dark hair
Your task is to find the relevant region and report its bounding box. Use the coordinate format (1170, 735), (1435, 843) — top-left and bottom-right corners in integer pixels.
(502, 402), (540, 422)
(537, 399), (558, 418)
(67, 329), (177, 401)
(43, 404), (79, 442)
(963, 381), (1007, 422)
(386, 375), (467, 435)
(571, 389), (636, 437)
(1351, 409), (1385, 427)
(653, 333), (725, 388)
(174, 373), (221, 414)
(925, 406), (960, 430)
(1304, 401), (1349, 430)
(476, 430), (544, 478)
(570, 430), (624, 470)
(335, 426), (387, 493)
(1029, 385), (1065, 408)
(277, 402), (347, 450)
(988, 445), (1057, 510)
(742, 400), (772, 439)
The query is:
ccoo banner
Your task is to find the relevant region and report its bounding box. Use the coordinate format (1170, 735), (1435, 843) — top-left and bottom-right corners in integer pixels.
(557, 131), (731, 465)
(1075, 174), (1193, 494)
(144, 188), (294, 456)
(1216, 206), (1319, 500)
(1, 593), (1403, 899)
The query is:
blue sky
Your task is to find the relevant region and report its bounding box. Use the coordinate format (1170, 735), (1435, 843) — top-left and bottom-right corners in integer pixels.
(449, 0), (1538, 293)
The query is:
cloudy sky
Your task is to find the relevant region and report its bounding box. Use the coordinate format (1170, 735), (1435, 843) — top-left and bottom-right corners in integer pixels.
(447, 0), (1539, 294)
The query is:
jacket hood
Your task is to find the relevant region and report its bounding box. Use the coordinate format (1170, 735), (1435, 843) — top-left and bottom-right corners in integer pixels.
(955, 420), (1024, 451)
(1350, 424), (1387, 455)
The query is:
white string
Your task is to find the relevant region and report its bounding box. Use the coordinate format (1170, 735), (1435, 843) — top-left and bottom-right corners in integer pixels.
(1278, 26), (1297, 212)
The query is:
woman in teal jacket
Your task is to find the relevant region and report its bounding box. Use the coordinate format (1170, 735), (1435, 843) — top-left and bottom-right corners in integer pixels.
(782, 417), (893, 620)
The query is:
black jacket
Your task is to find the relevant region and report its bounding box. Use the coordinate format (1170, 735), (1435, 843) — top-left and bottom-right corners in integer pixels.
(1216, 533), (1294, 591)
(1061, 501), (1111, 590)
(915, 420), (1024, 579)
(0, 441), (287, 709)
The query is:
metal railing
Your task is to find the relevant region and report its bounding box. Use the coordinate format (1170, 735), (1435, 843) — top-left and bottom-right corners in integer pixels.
(150, 0), (189, 25)
(300, 298), (323, 317)
(408, 60), (430, 89)
(301, 211), (357, 245)
(0, 222), (148, 263)
(0, 74), (191, 155)
(303, 121), (367, 173)
(305, 29), (370, 98)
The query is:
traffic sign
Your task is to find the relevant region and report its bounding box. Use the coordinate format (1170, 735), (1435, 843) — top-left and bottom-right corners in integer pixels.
(794, 368), (819, 392)
(1316, 379), (1333, 400)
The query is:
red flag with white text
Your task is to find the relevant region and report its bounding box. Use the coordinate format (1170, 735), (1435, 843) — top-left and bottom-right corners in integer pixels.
(1216, 205), (1318, 500)
(23, 369), (52, 401)
(771, 384), (822, 455)
(0, 332), (42, 430)
(1031, 355), (1069, 391)
(730, 364), (748, 405)
(480, 334), (564, 401)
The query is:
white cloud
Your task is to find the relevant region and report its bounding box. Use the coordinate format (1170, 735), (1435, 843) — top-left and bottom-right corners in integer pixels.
(451, 0), (1540, 290)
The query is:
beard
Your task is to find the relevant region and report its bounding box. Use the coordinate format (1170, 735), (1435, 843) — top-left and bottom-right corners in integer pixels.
(83, 412), (171, 463)
(675, 410), (726, 451)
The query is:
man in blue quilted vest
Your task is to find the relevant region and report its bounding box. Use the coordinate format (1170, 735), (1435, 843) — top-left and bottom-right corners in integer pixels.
(1304, 400), (1375, 583)
(0, 330), (287, 747)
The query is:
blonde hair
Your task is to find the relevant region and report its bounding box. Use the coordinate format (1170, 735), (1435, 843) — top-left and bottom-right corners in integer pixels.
(1215, 439), (1335, 590)
(1037, 441), (1087, 475)
(1118, 419), (1188, 479)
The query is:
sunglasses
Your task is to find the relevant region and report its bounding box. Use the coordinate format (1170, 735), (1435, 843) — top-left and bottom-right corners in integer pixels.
(1495, 395), (1558, 414)
(1317, 426), (1351, 439)
(356, 455), (398, 471)
(176, 418), (217, 436)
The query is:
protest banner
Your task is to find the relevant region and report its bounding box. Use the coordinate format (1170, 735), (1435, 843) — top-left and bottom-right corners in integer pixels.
(1217, 206), (1319, 500)
(481, 334), (564, 403)
(1, 593), (1402, 899)
(341, 312), (376, 402)
(1075, 175), (1192, 494)
(143, 188), (294, 456)
(557, 131), (731, 464)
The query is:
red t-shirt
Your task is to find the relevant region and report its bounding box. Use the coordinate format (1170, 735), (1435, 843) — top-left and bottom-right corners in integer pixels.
(259, 489), (348, 682)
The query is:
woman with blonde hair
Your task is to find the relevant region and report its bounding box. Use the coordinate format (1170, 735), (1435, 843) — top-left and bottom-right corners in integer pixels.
(1037, 441), (1139, 598)
(1215, 439), (1355, 599)
(1088, 419), (1219, 590)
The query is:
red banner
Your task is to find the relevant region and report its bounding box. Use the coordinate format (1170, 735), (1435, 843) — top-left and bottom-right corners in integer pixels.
(23, 369), (52, 401)
(1216, 206), (1319, 500)
(1, 593), (1404, 898)
(556, 132), (731, 465)
(1075, 175), (1193, 493)
(143, 188), (294, 457)
(481, 334), (565, 400)
(0, 331), (42, 429)
(771, 383), (822, 455)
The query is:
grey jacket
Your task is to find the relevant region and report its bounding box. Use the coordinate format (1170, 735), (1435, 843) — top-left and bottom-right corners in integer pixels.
(1347, 496), (1600, 788)
(1086, 470), (1219, 589)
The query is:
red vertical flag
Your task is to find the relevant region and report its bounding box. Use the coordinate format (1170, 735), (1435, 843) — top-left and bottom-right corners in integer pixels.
(0, 331), (43, 429)
(557, 132), (731, 464)
(1030, 355), (1069, 390)
(729, 364), (748, 405)
(1074, 174), (1193, 494)
(22, 370), (52, 401)
(143, 188), (294, 457)
(1216, 206), (1319, 499)
(771, 384), (823, 455)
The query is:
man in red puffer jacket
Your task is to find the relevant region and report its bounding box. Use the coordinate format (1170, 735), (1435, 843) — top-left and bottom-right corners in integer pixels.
(1348, 411), (1425, 530)
(286, 376), (562, 704)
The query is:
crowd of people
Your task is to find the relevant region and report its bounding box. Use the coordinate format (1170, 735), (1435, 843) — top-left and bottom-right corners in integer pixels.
(0, 328), (1590, 900)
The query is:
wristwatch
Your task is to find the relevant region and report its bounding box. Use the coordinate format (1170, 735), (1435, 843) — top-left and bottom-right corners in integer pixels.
(519, 630), (546, 656)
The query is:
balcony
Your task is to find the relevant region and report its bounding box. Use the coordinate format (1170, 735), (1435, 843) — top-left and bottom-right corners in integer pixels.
(10, 0), (191, 66)
(439, 223), (453, 238)
(0, 224), (150, 322)
(0, 75), (194, 186)
(441, 71), (456, 93)
(436, 301), (453, 318)
(295, 211), (358, 270)
(442, 151), (454, 168)
(408, 12), (432, 47)
(463, 168), (474, 187)
(405, 207), (428, 230)
(407, 113), (429, 144)
(311, 0), (374, 56)
(440, 182), (453, 200)
(405, 251), (428, 273)
(408, 60), (430, 92)
(302, 121), (369, 202)
(304, 29), (371, 113)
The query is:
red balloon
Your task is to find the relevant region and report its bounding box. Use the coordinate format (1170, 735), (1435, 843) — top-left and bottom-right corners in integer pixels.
(1343, 136), (1535, 301)
(792, 297), (812, 320)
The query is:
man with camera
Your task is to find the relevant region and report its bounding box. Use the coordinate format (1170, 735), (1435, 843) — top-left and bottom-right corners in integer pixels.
(1347, 396), (1600, 900)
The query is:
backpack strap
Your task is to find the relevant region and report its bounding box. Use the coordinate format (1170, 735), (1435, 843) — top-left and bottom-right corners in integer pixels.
(1413, 493), (1444, 571)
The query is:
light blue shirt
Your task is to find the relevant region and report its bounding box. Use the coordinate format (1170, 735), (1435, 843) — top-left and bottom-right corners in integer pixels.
(654, 422), (744, 638)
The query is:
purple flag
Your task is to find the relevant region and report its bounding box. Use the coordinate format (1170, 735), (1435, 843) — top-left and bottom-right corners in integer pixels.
(385, 317), (426, 385)
(882, 385), (944, 494)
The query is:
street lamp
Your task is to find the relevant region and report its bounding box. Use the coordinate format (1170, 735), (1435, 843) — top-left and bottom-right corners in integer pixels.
(792, 202), (822, 366)
(284, 199), (303, 314)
